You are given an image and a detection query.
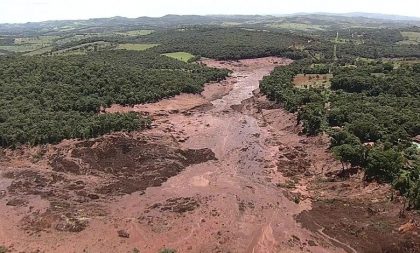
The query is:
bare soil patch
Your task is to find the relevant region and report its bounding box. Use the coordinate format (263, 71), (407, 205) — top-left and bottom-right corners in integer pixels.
(293, 73), (332, 88)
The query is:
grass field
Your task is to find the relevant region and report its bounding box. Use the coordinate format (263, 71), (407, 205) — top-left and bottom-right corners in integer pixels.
(221, 22), (242, 27)
(58, 26), (78, 32)
(267, 22), (324, 31)
(117, 30), (154, 36)
(24, 46), (54, 56)
(52, 41), (115, 55)
(398, 31), (420, 45)
(0, 35), (57, 53)
(0, 44), (44, 52)
(371, 72), (386, 77)
(162, 52), (195, 62)
(55, 35), (90, 45)
(293, 74), (333, 88)
(14, 36), (59, 45)
(116, 43), (158, 51)
(394, 59), (420, 65)
(54, 51), (87, 56)
(401, 32), (420, 41)
(55, 34), (101, 45)
(0, 35), (58, 53)
(382, 58), (420, 68)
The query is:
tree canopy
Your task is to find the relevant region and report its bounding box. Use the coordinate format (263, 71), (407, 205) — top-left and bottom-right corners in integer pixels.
(0, 50), (228, 147)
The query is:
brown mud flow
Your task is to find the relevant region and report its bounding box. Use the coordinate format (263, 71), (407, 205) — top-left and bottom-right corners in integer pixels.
(1, 57), (419, 253)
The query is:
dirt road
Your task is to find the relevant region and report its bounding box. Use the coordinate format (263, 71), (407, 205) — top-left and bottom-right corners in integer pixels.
(0, 57), (418, 253)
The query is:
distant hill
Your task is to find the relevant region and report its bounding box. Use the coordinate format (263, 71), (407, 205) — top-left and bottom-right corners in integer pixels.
(338, 12), (420, 21)
(0, 13), (419, 36)
(287, 12), (420, 21)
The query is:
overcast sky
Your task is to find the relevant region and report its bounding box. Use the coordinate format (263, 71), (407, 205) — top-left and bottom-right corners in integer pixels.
(1, 0), (419, 23)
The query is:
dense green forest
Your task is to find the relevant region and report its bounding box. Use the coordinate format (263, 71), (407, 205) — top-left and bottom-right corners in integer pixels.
(0, 51), (228, 147)
(261, 60), (420, 208)
(141, 27), (312, 60)
(42, 27), (313, 60)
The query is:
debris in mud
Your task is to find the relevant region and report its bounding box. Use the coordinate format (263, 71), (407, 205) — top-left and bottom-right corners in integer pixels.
(0, 245), (8, 253)
(20, 202), (102, 234)
(0, 190), (6, 199)
(149, 197), (200, 214)
(181, 148), (217, 165)
(138, 215), (171, 233)
(325, 166), (360, 180)
(0, 149), (9, 162)
(282, 191), (303, 204)
(5, 170), (63, 198)
(117, 229), (130, 238)
(1, 133), (216, 237)
(307, 240), (317, 246)
(276, 179), (297, 189)
(277, 150), (312, 177)
(399, 219), (418, 233)
(210, 209), (220, 217)
(49, 156), (81, 174)
(21, 210), (57, 232)
(297, 199), (420, 253)
(6, 198), (28, 207)
(237, 199), (255, 212)
(139, 197), (202, 233)
(55, 217), (88, 233)
(50, 135), (216, 195)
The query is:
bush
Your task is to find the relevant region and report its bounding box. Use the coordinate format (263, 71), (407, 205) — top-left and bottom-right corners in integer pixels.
(365, 148), (405, 182)
(298, 103), (325, 136)
(347, 120), (382, 142)
(332, 143), (365, 168)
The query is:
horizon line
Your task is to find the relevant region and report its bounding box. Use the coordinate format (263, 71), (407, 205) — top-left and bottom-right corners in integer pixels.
(1, 11), (420, 25)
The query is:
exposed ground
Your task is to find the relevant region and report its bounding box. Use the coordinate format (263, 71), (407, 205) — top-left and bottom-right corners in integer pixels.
(0, 57), (419, 253)
(163, 52), (195, 62)
(293, 74), (332, 88)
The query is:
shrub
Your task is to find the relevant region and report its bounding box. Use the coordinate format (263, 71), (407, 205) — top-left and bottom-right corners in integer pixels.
(365, 148), (405, 182)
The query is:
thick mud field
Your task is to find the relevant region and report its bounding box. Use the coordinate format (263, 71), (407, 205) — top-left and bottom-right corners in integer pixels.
(0, 57), (419, 252)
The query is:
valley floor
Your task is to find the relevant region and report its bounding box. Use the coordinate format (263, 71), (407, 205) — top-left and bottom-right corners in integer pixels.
(0, 57), (418, 253)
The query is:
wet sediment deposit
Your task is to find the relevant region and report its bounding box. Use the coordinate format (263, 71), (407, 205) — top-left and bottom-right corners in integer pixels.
(0, 57), (419, 253)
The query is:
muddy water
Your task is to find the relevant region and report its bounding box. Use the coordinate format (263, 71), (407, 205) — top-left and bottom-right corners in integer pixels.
(102, 58), (343, 253)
